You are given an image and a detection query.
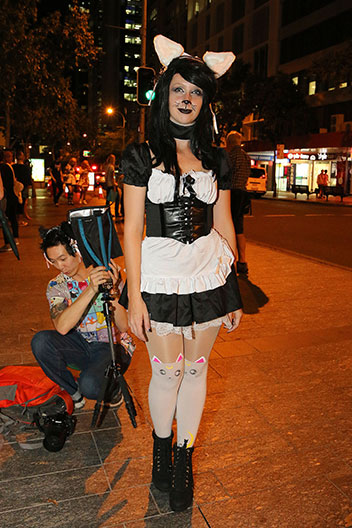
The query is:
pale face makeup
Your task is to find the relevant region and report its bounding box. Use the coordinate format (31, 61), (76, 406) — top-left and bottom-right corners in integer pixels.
(168, 73), (203, 126)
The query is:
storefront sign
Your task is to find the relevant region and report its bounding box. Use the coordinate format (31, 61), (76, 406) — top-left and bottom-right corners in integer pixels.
(286, 151), (344, 161)
(250, 154), (274, 161)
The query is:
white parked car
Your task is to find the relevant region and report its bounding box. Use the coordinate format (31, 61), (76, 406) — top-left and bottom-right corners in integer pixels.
(246, 166), (267, 197)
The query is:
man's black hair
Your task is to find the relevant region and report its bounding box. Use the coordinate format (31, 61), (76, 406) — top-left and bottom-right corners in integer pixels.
(39, 223), (75, 257)
(148, 56), (219, 179)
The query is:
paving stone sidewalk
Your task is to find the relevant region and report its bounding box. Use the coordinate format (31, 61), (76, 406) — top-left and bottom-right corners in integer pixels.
(0, 190), (352, 527)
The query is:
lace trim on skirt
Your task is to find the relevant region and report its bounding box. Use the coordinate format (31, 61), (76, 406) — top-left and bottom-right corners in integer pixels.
(150, 314), (232, 340)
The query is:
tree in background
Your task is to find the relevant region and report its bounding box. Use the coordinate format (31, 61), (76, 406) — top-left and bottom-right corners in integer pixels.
(248, 74), (308, 196)
(215, 59), (254, 135)
(309, 41), (352, 88)
(216, 66), (308, 195)
(0, 1), (98, 151)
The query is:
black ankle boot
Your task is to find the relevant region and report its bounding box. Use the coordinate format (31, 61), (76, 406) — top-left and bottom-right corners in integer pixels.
(169, 440), (194, 512)
(152, 430), (173, 491)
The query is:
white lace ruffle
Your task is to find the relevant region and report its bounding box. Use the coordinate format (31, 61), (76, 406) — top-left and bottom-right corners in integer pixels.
(141, 229), (234, 295)
(147, 169), (217, 205)
(151, 314), (232, 340)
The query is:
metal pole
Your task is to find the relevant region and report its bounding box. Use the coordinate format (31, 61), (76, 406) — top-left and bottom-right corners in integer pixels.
(139, 0), (147, 143)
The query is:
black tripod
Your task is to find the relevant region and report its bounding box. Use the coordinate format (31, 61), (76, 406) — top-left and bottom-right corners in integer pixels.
(91, 286), (137, 429)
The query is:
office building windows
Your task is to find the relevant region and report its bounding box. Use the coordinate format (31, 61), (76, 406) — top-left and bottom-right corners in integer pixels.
(282, 0), (334, 26)
(218, 35), (224, 51)
(252, 6), (269, 47)
(231, 0), (245, 22)
(205, 14), (211, 40)
(280, 10), (352, 63)
(191, 21), (198, 48)
(308, 81), (316, 95)
(254, 45), (268, 77)
(232, 24), (244, 54)
(216, 3), (225, 34)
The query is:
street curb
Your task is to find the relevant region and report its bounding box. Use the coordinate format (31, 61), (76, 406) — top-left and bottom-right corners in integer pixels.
(261, 195), (352, 207)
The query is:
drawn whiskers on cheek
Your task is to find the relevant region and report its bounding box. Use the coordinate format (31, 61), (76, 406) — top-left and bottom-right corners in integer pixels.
(175, 101), (197, 111)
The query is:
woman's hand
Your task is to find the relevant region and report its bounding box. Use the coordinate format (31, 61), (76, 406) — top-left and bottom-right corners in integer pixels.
(128, 295), (151, 342)
(227, 308), (243, 333)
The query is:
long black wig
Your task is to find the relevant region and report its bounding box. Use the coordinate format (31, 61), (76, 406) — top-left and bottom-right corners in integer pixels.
(148, 56), (219, 179)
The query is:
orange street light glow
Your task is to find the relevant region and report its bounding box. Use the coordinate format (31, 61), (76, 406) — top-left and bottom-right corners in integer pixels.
(106, 107), (114, 115)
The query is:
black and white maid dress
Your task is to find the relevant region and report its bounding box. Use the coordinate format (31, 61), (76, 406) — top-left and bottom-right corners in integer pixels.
(120, 143), (243, 340)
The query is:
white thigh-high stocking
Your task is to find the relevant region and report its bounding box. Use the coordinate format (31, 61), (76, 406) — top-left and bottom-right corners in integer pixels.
(175, 326), (220, 447)
(146, 331), (185, 438)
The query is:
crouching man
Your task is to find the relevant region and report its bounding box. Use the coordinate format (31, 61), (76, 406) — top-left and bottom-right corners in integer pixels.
(31, 224), (129, 410)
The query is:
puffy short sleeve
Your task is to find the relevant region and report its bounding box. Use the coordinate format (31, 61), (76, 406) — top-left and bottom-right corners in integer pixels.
(216, 148), (232, 190)
(120, 142), (152, 187)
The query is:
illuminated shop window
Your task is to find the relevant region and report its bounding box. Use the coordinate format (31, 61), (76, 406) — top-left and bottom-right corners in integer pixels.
(308, 81), (316, 95)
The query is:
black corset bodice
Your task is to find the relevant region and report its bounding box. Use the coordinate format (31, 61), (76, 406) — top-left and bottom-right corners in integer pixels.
(145, 174), (214, 244)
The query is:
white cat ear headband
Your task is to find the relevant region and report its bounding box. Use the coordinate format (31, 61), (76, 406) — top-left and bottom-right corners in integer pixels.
(154, 34), (236, 78)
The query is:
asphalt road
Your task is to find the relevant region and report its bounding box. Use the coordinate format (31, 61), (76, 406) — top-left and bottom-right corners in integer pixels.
(244, 198), (352, 269)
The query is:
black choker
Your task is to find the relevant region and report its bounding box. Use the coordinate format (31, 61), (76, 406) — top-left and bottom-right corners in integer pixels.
(169, 121), (195, 140)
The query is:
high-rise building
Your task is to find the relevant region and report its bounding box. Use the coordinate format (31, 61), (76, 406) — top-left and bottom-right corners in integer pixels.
(186, 0), (352, 193)
(84, 0), (143, 130)
(147, 0), (188, 70)
(186, 0), (352, 134)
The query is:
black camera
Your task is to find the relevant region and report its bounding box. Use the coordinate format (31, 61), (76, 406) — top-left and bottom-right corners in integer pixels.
(35, 412), (77, 452)
(98, 277), (114, 294)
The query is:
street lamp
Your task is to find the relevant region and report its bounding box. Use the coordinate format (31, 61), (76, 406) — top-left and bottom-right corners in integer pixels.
(104, 106), (126, 150)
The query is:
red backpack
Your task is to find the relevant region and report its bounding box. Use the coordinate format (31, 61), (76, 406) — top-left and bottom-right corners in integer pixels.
(0, 366), (75, 451)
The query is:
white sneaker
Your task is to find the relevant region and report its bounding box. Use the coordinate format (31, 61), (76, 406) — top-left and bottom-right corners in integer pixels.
(0, 244), (11, 252)
(73, 395), (86, 410)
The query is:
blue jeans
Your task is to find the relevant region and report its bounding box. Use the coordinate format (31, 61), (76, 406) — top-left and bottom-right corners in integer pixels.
(31, 330), (112, 399)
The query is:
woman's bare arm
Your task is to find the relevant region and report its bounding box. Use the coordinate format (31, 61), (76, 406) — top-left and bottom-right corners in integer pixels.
(123, 184), (151, 341)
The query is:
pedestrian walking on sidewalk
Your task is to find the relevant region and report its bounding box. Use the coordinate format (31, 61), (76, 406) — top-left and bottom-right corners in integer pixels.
(31, 224), (130, 410)
(13, 151), (33, 222)
(317, 169), (328, 199)
(226, 130), (251, 275)
(0, 150), (20, 252)
(78, 160), (90, 204)
(104, 154), (120, 216)
(63, 158), (77, 205)
(120, 34), (243, 512)
(49, 155), (64, 206)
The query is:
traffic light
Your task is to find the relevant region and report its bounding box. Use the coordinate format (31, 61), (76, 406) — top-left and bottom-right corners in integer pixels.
(137, 67), (156, 106)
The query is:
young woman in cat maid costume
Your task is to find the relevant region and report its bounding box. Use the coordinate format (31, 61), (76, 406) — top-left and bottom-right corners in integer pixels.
(120, 35), (243, 511)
